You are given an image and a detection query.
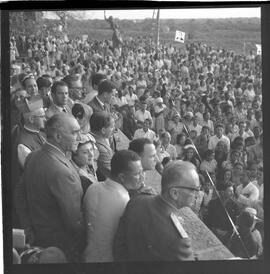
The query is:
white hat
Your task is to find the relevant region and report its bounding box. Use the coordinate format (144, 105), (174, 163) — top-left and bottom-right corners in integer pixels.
(184, 144), (196, 150)
(155, 97), (163, 104)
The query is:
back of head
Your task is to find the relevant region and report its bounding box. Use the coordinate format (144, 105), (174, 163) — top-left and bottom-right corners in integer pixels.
(91, 73), (106, 88)
(90, 111), (111, 133)
(129, 138), (152, 156)
(38, 247), (68, 263)
(161, 160), (197, 194)
(111, 149), (141, 178)
(36, 76), (51, 90)
(98, 80), (115, 95)
(62, 74), (80, 89)
(45, 113), (74, 139)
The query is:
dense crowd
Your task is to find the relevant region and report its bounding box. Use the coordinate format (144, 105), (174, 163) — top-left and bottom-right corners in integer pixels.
(10, 30), (263, 263)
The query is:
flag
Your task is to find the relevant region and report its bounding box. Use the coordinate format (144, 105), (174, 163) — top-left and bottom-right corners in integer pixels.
(175, 30), (185, 43)
(82, 35), (88, 42)
(256, 44), (261, 55)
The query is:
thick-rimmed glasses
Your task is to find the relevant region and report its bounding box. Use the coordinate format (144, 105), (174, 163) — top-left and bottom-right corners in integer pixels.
(170, 185), (200, 193)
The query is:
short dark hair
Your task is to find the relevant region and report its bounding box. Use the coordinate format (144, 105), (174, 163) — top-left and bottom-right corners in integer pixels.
(62, 74), (80, 89)
(90, 111), (112, 132)
(51, 81), (68, 95)
(111, 150), (141, 178)
(91, 73), (106, 87)
(72, 103), (85, 120)
(129, 138), (152, 156)
(98, 80), (115, 95)
(36, 77), (51, 89)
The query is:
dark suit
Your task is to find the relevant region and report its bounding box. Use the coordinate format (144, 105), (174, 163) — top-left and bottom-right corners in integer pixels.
(113, 195), (194, 261)
(15, 143), (85, 262)
(88, 96), (110, 114)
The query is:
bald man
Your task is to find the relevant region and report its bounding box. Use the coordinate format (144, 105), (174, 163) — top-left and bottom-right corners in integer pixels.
(113, 160), (200, 261)
(15, 113), (84, 262)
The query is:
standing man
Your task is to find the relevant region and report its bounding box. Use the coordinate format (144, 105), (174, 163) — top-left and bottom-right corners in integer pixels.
(134, 97), (153, 125)
(15, 113), (84, 262)
(46, 81), (73, 119)
(208, 123), (230, 151)
(83, 73), (106, 104)
(113, 161), (200, 261)
(90, 111), (115, 181)
(129, 138), (159, 193)
(83, 150), (143, 262)
(89, 79), (116, 113)
(133, 119), (156, 143)
(11, 95), (46, 228)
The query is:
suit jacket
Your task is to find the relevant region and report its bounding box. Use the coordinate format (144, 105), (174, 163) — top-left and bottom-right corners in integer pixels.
(15, 143), (84, 262)
(45, 101), (73, 119)
(88, 96), (110, 114)
(93, 134), (114, 181)
(113, 195), (194, 261)
(83, 178), (130, 262)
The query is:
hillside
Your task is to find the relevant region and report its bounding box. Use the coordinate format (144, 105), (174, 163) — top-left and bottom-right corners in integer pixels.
(60, 17), (261, 54)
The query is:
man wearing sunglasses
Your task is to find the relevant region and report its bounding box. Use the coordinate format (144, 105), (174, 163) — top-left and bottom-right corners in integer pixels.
(113, 160), (200, 261)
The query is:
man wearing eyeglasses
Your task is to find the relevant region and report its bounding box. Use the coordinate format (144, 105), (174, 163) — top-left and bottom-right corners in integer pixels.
(62, 74), (93, 134)
(113, 160), (200, 261)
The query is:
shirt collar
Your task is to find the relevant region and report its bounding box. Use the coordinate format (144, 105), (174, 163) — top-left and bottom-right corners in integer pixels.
(53, 103), (67, 112)
(24, 125), (40, 134)
(96, 96), (105, 108)
(159, 195), (180, 213)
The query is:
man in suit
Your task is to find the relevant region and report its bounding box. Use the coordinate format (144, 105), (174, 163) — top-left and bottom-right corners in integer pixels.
(83, 150), (143, 262)
(90, 111), (115, 181)
(46, 81), (73, 119)
(63, 74), (93, 134)
(89, 79), (116, 114)
(15, 113), (85, 262)
(113, 161), (200, 261)
(83, 72), (106, 104)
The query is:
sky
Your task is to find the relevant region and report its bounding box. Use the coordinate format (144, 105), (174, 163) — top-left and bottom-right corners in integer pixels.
(45, 7), (260, 20)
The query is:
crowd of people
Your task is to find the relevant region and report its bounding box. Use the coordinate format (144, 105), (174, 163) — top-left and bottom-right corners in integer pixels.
(10, 29), (263, 263)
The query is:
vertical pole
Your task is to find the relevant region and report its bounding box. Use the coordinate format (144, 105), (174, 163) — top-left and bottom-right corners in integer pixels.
(243, 41), (246, 55)
(156, 9), (160, 48)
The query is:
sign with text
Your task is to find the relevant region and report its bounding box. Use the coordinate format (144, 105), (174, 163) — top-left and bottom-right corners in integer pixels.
(256, 44), (261, 55)
(175, 30), (186, 43)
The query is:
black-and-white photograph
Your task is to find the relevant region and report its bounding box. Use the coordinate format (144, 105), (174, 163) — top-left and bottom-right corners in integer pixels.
(5, 5), (264, 269)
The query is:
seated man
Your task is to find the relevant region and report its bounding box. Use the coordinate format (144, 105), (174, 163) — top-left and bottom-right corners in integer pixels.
(113, 161), (200, 261)
(83, 150), (144, 262)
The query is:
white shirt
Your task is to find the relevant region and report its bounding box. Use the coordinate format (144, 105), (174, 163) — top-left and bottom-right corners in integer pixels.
(189, 123), (202, 136)
(135, 109), (152, 123)
(83, 178), (130, 262)
(208, 134), (230, 151)
(125, 93), (138, 106)
(236, 182), (259, 207)
(133, 128), (157, 143)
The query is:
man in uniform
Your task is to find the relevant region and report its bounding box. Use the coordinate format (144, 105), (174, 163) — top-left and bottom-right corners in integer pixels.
(113, 160), (200, 261)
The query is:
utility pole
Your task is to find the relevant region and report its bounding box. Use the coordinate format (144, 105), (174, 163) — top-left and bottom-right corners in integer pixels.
(156, 9), (160, 48)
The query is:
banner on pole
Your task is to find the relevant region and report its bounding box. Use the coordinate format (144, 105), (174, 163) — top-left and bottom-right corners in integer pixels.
(256, 44), (261, 55)
(82, 35), (88, 42)
(175, 30), (185, 43)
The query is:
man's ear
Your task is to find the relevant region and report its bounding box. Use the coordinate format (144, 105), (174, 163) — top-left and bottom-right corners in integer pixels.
(101, 127), (106, 135)
(169, 187), (179, 201)
(29, 114), (35, 124)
